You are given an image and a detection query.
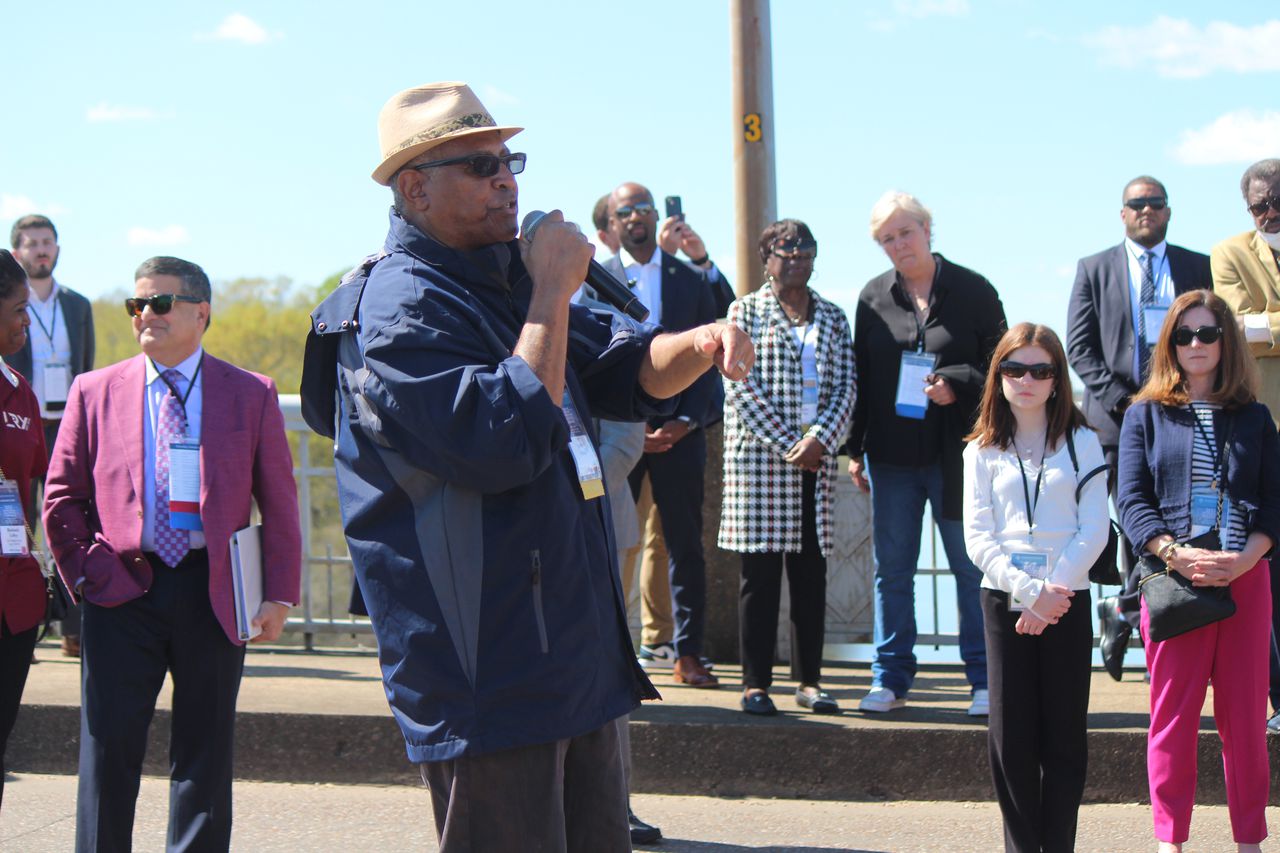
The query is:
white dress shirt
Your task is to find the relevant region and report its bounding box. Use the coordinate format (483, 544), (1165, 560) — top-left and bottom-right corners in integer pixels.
(1124, 238), (1174, 378)
(27, 282), (73, 419)
(963, 428), (1111, 609)
(622, 247), (664, 325)
(142, 347), (206, 551)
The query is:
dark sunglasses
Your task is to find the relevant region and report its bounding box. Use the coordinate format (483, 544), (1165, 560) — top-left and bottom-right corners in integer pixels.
(1124, 196), (1168, 212)
(998, 361), (1056, 381)
(1172, 325), (1222, 346)
(410, 152), (526, 178)
(771, 244), (817, 261)
(613, 202), (657, 220)
(1247, 196), (1280, 218)
(124, 293), (204, 318)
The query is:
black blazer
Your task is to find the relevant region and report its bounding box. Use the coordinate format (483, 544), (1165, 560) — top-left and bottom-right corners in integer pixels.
(593, 251), (719, 428)
(1066, 243), (1210, 448)
(10, 283), (96, 388)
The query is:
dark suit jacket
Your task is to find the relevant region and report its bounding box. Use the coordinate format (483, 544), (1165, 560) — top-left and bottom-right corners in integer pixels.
(9, 283), (95, 386)
(594, 251), (719, 428)
(1066, 243), (1210, 447)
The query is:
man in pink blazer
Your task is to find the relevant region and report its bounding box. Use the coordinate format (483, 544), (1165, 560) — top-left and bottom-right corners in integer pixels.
(43, 255), (301, 852)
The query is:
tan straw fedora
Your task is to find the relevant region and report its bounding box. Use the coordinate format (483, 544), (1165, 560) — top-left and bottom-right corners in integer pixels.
(372, 81), (523, 185)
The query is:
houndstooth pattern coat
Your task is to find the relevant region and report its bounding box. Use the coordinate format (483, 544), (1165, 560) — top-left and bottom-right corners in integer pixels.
(718, 286), (856, 556)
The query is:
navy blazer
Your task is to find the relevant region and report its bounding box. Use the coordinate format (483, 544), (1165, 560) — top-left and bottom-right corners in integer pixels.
(1116, 399), (1280, 557)
(9, 283), (95, 387)
(594, 251), (719, 427)
(1066, 243), (1211, 448)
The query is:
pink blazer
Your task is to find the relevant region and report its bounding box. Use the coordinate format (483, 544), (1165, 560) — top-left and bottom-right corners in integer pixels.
(43, 353), (302, 644)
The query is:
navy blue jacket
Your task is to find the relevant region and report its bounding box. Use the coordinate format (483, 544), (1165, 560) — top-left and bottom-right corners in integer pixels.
(303, 211), (668, 763)
(1117, 399), (1280, 557)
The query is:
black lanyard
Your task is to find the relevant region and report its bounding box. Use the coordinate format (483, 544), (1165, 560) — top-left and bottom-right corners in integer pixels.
(1015, 432), (1050, 541)
(31, 293), (58, 346)
(1189, 407), (1224, 491)
(152, 353), (204, 431)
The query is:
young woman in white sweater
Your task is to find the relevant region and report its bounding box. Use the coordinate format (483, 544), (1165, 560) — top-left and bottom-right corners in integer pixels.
(962, 322), (1111, 853)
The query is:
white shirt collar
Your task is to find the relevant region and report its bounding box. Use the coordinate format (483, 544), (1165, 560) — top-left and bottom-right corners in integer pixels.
(1124, 237), (1167, 262)
(28, 280), (59, 306)
(623, 245), (660, 269)
(146, 347), (205, 386)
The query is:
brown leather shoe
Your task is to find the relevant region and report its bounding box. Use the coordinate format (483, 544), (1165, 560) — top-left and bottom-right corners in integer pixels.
(62, 635), (81, 658)
(673, 655), (719, 688)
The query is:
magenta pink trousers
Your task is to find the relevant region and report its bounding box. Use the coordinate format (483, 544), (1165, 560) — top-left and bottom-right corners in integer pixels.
(1140, 559), (1271, 844)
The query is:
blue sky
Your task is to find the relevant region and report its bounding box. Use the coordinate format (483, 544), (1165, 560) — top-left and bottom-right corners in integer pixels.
(3, 1), (1277, 338)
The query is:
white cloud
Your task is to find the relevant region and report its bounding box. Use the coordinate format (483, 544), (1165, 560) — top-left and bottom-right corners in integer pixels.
(1086, 16), (1280, 78)
(201, 13), (275, 44)
(127, 225), (190, 247)
(86, 102), (158, 123)
(891, 0), (970, 19)
(1, 193), (66, 220)
(1171, 110), (1280, 165)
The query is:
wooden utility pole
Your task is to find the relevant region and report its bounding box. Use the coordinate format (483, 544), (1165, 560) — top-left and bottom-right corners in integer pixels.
(730, 0), (777, 297)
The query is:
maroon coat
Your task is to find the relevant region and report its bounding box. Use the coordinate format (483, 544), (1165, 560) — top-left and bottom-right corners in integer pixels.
(43, 353), (301, 644)
(0, 360), (47, 634)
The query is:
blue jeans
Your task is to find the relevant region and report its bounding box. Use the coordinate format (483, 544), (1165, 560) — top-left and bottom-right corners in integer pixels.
(868, 461), (987, 697)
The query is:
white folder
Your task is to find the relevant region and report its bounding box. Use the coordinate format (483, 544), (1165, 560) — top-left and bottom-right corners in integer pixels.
(229, 524), (264, 641)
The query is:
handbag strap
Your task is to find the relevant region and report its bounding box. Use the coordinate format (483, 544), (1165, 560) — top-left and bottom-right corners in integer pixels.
(1063, 429), (1109, 503)
(0, 461), (52, 578)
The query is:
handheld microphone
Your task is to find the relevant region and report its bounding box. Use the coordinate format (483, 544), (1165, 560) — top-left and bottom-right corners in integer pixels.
(521, 210), (650, 322)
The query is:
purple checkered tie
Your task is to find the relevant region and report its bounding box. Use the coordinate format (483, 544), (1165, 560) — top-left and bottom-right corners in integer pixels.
(154, 369), (189, 567)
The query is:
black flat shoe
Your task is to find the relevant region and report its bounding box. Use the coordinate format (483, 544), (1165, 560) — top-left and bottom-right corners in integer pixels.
(795, 688), (839, 714)
(629, 808), (662, 845)
(1097, 596), (1131, 681)
(741, 692), (777, 716)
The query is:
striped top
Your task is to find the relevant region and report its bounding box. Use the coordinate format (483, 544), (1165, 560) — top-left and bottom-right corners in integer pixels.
(1188, 402), (1249, 551)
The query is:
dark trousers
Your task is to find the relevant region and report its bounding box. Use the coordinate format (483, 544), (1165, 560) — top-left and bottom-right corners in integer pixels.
(739, 471), (826, 690)
(420, 721), (631, 853)
(629, 430), (707, 657)
(1103, 446), (1141, 629)
(0, 622), (38, 812)
(982, 588), (1093, 853)
(77, 550), (245, 853)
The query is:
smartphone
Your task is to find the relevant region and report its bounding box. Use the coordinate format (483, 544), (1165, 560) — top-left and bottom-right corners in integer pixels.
(664, 195), (684, 221)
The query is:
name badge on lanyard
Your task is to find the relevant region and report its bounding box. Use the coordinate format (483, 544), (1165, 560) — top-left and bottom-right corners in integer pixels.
(796, 322), (820, 425)
(561, 390), (604, 501)
(0, 479), (28, 557)
(44, 361), (70, 409)
(168, 439), (203, 530)
(1008, 551), (1050, 612)
(1143, 306), (1169, 345)
(895, 351), (937, 420)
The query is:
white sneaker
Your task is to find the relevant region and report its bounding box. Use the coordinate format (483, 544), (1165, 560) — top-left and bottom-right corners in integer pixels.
(637, 643), (678, 669)
(858, 686), (905, 713)
(967, 688), (990, 717)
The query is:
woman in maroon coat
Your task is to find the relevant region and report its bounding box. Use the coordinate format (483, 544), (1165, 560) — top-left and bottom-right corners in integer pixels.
(0, 249), (45, 811)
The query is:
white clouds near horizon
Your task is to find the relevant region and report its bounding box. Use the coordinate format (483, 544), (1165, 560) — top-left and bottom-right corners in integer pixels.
(1172, 110), (1280, 165)
(1086, 16), (1280, 78)
(200, 13), (275, 45)
(1, 194), (66, 221)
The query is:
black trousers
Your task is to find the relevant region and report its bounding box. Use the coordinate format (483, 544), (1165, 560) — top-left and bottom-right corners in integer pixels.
(77, 550), (245, 853)
(982, 588), (1093, 853)
(0, 621), (38, 812)
(628, 430), (708, 657)
(738, 471), (826, 690)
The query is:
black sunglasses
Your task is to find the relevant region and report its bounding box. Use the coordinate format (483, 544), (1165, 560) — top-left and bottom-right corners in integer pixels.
(1124, 196), (1168, 212)
(998, 361), (1056, 381)
(411, 152), (526, 178)
(613, 202), (657, 220)
(1247, 196), (1280, 218)
(124, 293), (204, 318)
(1172, 325), (1223, 346)
(771, 244), (817, 261)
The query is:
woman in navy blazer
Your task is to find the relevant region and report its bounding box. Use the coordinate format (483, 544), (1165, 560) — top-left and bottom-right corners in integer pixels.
(1117, 289), (1280, 853)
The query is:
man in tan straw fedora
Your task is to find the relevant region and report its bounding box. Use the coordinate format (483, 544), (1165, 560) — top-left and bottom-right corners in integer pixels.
(301, 81), (755, 852)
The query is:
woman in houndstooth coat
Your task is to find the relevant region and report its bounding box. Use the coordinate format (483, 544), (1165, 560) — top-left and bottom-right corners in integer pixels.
(719, 219), (856, 716)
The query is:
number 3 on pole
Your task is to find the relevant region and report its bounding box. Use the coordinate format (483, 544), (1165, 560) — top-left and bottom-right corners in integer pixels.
(743, 113), (763, 143)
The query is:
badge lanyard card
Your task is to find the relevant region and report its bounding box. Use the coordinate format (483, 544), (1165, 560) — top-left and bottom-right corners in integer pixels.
(560, 390), (604, 501)
(0, 464), (51, 576)
(31, 300), (69, 411)
(157, 358), (204, 531)
(1009, 436), (1051, 612)
(896, 352), (937, 420)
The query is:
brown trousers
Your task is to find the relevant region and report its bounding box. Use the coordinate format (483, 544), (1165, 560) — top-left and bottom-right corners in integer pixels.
(621, 479), (674, 647)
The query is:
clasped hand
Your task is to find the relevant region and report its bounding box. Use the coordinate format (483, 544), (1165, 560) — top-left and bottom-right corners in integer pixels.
(784, 436), (826, 472)
(1016, 582), (1074, 635)
(1167, 547), (1245, 587)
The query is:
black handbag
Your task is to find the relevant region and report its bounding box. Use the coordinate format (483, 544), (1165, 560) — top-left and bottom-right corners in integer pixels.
(1064, 431), (1122, 585)
(1136, 416), (1237, 643)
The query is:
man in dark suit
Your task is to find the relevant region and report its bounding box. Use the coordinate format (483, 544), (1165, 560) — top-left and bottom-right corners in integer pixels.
(594, 181), (721, 687)
(1066, 175), (1211, 679)
(9, 214), (95, 655)
(44, 255), (301, 851)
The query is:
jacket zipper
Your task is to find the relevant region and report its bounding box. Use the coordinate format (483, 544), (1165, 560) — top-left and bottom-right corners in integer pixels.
(530, 549), (549, 654)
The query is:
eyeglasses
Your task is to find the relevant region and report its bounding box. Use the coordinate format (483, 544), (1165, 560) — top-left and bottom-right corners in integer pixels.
(1247, 196), (1280, 218)
(410, 152), (526, 178)
(613, 202), (657, 220)
(1172, 325), (1223, 346)
(998, 361), (1056, 381)
(124, 293), (204, 318)
(1124, 197), (1168, 212)
(771, 245), (817, 261)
